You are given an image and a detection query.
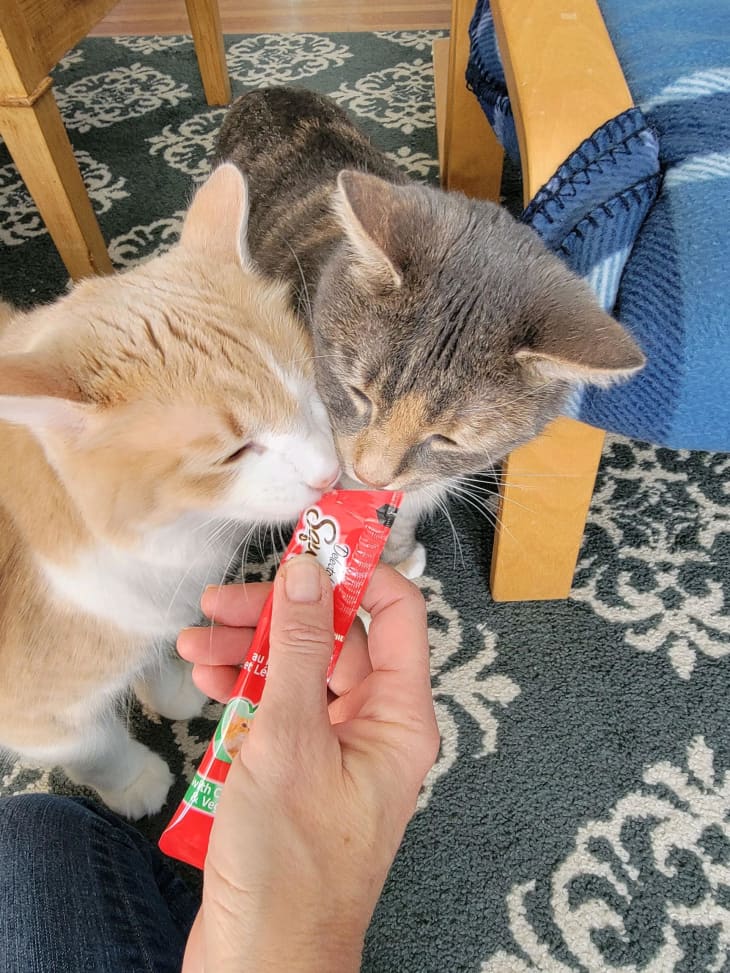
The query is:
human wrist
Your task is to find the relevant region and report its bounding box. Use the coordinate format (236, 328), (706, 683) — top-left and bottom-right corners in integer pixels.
(251, 895), (368, 971)
(244, 934), (364, 973)
(205, 893), (367, 973)
(206, 930), (364, 973)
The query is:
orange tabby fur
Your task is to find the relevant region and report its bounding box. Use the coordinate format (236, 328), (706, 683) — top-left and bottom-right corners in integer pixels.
(0, 166), (338, 818)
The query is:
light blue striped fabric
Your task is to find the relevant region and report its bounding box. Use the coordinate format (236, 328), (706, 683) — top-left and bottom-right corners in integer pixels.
(467, 0), (730, 451)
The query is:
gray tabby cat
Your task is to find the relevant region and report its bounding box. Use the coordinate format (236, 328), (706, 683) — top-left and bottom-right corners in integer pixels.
(214, 87), (644, 577)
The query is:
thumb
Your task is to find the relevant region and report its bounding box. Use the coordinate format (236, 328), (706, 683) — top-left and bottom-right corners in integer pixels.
(257, 555), (334, 742)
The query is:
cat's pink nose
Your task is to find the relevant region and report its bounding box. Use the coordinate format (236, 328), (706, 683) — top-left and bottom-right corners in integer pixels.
(352, 467), (389, 489)
(307, 467), (341, 492)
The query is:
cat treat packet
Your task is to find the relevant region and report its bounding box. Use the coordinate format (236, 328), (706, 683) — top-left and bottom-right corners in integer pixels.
(159, 488), (402, 869)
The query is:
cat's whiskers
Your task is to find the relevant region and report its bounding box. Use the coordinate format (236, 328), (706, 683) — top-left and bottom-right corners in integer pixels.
(162, 553), (208, 629)
(450, 478), (536, 518)
(448, 483), (496, 517)
(162, 517), (237, 628)
(199, 516), (242, 556)
(424, 484), (464, 569)
(447, 481), (523, 549)
(448, 486), (491, 522)
(209, 518), (240, 549)
(276, 523), (287, 556)
(199, 539), (250, 667)
(256, 524), (266, 558)
(238, 523), (260, 585)
(285, 242), (314, 324)
(190, 516), (228, 546)
(266, 523), (284, 570)
(455, 488), (505, 536)
(458, 469), (579, 482)
(452, 479), (535, 514)
(190, 512), (230, 535)
(205, 526), (256, 662)
(454, 471), (581, 503)
(268, 523), (283, 570)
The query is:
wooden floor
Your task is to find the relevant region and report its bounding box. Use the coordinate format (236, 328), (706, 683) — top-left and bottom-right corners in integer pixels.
(91, 0), (451, 35)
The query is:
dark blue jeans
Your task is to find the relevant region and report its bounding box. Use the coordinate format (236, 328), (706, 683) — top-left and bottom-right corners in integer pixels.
(0, 794), (199, 973)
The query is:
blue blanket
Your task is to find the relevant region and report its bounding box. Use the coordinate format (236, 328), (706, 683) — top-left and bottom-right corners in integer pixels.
(467, 0), (730, 451)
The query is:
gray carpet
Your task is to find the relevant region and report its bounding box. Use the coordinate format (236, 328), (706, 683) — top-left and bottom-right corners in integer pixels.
(1, 32), (729, 973)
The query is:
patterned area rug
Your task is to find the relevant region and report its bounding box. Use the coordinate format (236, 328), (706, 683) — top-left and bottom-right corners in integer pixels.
(1, 33), (729, 973)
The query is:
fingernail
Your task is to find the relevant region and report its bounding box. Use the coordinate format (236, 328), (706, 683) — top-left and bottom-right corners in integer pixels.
(284, 556), (322, 603)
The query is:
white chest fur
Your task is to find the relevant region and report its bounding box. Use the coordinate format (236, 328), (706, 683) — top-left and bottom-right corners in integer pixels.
(40, 518), (250, 641)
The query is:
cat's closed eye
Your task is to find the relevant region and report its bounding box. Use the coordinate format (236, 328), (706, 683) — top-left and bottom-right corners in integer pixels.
(348, 386), (372, 415)
(425, 434), (459, 449)
(220, 444), (251, 464)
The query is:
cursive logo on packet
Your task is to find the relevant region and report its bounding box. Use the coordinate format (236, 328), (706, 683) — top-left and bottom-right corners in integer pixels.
(297, 507), (351, 584)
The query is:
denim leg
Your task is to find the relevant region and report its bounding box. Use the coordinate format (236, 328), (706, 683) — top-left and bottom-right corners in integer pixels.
(0, 794), (199, 973)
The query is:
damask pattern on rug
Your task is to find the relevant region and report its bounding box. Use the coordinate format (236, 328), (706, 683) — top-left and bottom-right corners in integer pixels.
(0, 150), (127, 246)
(330, 58), (437, 134)
(484, 737), (730, 972)
(147, 109), (227, 179)
(226, 33), (352, 86)
(54, 63), (191, 132)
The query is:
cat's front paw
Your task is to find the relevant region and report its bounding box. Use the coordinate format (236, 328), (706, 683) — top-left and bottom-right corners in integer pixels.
(98, 746), (173, 820)
(158, 673), (207, 722)
(394, 542), (427, 580)
(136, 657), (207, 721)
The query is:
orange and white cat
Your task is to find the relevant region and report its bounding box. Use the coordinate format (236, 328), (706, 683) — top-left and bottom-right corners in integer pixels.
(0, 165), (339, 819)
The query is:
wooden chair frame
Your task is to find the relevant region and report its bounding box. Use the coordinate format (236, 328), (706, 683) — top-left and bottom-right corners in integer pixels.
(0, 0), (230, 281)
(434, 0), (633, 601)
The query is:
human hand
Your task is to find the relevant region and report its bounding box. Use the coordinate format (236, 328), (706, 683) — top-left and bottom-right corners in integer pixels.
(178, 576), (373, 703)
(179, 557), (438, 973)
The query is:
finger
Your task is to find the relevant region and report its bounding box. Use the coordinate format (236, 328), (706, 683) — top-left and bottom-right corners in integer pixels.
(200, 582), (272, 626)
(360, 564), (431, 687)
(178, 625), (255, 666)
(350, 564), (437, 762)
(191, 663), (240, 703)
(327, 616), (371, 697)
(257, 556), (334, 741)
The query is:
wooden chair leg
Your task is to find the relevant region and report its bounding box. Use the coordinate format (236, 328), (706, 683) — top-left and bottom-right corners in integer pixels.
(0, 84), (112, 280)
(184, 0), (231, 106)
(490, 417), (605, 601)
(437, 0), (611, 601)
(433, 0), (503, 201)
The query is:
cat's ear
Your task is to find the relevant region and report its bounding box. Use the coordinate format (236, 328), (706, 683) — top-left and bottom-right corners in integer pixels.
(335, 170), (403, 289)
(515, 302), (645, 387)
(180, 163), (252, 269)
(0, 354), (90, 440)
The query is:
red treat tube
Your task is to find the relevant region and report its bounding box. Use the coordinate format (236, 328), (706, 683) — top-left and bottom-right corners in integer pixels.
(158, 488), (402, 869)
